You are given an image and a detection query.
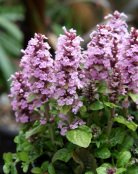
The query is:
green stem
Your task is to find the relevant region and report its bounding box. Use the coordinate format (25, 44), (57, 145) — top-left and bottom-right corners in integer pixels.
(67, 110), (73, 125)
(44, 103), (55, 145)
(87, 112), (92, 127)
(106, 107), (115, 139)
(48, 124), (55, 145)
(122, 107), (127, 118)
(44, 102), (50, 121)
(30, 153), (43, 163)
(112, 157), (115, 166)
(110, 107), (115, 118)
(106, 118), (113, 139)
(31, 150), (47, 167)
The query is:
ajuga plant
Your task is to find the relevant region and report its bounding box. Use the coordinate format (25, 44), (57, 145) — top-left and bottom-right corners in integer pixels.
(3, 11), (138, 174)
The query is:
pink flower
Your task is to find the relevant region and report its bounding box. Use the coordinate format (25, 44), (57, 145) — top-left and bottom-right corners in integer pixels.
(40, 118), (47, 124)
(58, 117), (86, 136)
(84, 11), (133, 103)
(9, 71), (34, 123)
(118, 28), (138, 94)
(122, 100), (129, 108)
(127, 115), (134, 121)
(20, 33), (55, 107)
(54, 26), (85, 113)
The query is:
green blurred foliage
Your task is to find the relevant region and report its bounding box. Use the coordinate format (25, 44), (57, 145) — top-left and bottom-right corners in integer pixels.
(0, 0), (24, 93)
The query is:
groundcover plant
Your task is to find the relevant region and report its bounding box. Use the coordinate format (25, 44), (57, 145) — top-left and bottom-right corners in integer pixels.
(3, 11), (138, 174)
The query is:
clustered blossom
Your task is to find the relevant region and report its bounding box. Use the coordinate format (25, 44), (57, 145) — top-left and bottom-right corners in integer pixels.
(107, 68), (125, 104)
(122, 98), (130, 108)
(105, 10), (128, 40)
(20, 33), (56, 106)
(84, 11), (138, 104)
(84, 23), (125, 102)
(84, 24), (113, 81)
(58, 112), (86, 136)
(106, 167), (117, 174)
(8, 71), (40, 123)
(82, 80), (98, 105)
(54, 26), (85, 113)
(117, 28), (138, 94)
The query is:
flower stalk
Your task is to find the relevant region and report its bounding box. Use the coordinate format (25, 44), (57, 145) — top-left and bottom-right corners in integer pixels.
(44, 102), (51, 121)
(87, 111), (93, 127)
(122, 107), (127, 118)
(106, 107), (115, 139)
(67, 110), (73, 125)
(45, 103), (55, 144)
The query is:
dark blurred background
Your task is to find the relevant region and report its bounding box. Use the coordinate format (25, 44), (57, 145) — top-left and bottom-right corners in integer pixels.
(0, 0), (138, 173)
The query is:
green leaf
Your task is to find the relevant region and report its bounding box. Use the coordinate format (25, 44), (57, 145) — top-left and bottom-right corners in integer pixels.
(0, 44), (16, 87)
(115, 168), (126, 174)
(75, 165), (85, 174)
(104, 102), (118, 108)
(27, 93), (40, 103)
(0, 31), (21, 56)
(128, 92), (138, 103)
(91, 140), (100, 148)
(28, 76), (37, 83)
(25, 125), (46, 139)
(72, 148), (97, 173)
(48, 163), (56, 174)
(111, 149), (119, 158)
(3, 164), (10, 174)
(117, 151), (131, 167)
(52, 161), (70, 174)
(89, 101), (104, 110)
(109, 128), (126, 146)
(66, 125), (92, 148)
(79, 105), (87, 116)
(106, 88), (115, 93)
(1, 12), (24, 21)
(14, 136), (20, 143)
(99, 134), (107, 144)
(118, 136), (134, 151)
(63, 83), (68, 89)
(126, 121), (137, 131)
(52, 148), (72, 163)
(22, 162), (29, 173)
(31, 167), (42, 174)
(19, 152), (29, 162)
(131, 131), (138, 139)
(101, 163), (112, 168)
(66, 142), (76, 151)
(11, 165), (17, 174)
(0, 16), (23, 41)
(50, 109), (59, 115)
(41, 161), (49, 172)
(85, 172), (94, 174)
(114, 116), (137, 131)
(93, 147), (111, 159)
(125, 166), (138, 174)
(98, 81), (106, 93)
(3, 152), (12, 163)
(23, 142), (33, 151)
(96, 167), (107, 174)
(58, 105), (72, 115)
